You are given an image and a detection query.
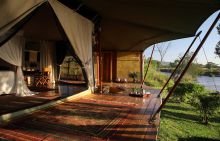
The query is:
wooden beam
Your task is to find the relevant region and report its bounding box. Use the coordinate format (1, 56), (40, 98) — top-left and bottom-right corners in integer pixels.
(98, 27), (103, 93)
(142, 45), (155, 86)
(140, 52), (144, 82)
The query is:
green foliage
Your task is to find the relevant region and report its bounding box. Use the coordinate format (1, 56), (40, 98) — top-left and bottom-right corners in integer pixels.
(144, 58), (159, 70)
(165, 60), (219, 77)
(192, 94), (220, 125)
(201, 62), (220, 76)
(206, 62), (219, 69)
(144, 59), (174, 88)
(172, 82), (206, 103)
(159, 102), (220, 141)
(145, 71), (170, 88)
(176, 52), (202, 81)
(217, 24), (220, 34)
(128, 72), (138, 82)
(169, 59), (179, 68)
(164, 52), (203, 82)
(216, 24), (220, 57)
(186, 63), (202, 80)
(215, 42), (220, 58)
(171, 82), (220, 125)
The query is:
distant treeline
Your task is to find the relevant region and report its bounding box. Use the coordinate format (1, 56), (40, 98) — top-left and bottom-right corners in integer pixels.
(160, 68), (220, 77)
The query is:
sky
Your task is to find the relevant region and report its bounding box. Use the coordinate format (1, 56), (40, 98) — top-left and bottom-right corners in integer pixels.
(144, 10), (220, 65)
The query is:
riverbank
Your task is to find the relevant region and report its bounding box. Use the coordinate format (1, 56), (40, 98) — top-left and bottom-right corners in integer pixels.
(161, 71), (220, 91)
(160, 69), (220, 77)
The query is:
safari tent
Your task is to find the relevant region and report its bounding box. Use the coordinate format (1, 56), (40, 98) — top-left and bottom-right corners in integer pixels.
(0, 0), (220, 97)
(1, 1), (220, 140)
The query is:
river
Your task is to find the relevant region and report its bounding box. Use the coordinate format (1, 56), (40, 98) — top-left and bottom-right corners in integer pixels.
(161, 72), (220, 91)
(197, 76), (220, 91)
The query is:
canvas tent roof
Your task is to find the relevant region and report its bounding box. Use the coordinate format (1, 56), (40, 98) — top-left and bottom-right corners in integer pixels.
(2, 0), (220, 51)
(77, 0), (220, 51)
(23, 3), (63, 41)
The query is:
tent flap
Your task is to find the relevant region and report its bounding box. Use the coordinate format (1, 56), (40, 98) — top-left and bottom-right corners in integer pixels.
(49, 0), (95, 91)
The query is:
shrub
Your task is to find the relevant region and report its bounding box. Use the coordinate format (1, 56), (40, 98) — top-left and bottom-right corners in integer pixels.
(172, 82), (220, 125)
(193, 94), (220, 125)
(145, 66), (174, 89)
(172, 82), (206, 103)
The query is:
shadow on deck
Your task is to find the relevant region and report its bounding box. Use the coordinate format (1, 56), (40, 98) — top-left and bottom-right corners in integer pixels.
(0, 84), (161, 141)
(0, 84), (87, 115)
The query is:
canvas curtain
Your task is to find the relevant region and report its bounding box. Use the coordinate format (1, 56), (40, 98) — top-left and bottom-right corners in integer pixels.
(40, 40), (56, 83)
(0, 33), (34, 96)
(49, 0), (94, 91)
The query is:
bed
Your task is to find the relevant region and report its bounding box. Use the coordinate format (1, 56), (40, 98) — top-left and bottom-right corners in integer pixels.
(0, 71), (15, 95)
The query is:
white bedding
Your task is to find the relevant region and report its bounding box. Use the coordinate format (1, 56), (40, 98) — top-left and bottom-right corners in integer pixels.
(0, 71), (15, 94)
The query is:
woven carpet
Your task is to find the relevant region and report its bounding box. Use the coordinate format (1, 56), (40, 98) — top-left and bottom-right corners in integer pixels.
(0, 98), (135, 140)
(28, 86), (56, 92)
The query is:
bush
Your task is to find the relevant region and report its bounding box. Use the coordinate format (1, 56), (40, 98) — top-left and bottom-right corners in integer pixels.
(172, 82), (206, 103)
(144, 65), (174, 89)
(172, 82), (220, 125)
(193, 94), (220, 125)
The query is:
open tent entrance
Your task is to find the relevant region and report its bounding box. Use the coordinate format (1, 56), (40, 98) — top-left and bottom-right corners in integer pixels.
(59, 54), (86, 85)
(0, 1), (94, 96)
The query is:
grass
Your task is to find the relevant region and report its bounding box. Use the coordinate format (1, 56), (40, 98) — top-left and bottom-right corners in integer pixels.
(145, 67), (174, 89)
(158, 101), (220, 141)
(145, 63), (220, 140)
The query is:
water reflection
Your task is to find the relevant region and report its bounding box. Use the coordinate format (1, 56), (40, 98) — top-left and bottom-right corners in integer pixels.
(197, 76), (220, 91)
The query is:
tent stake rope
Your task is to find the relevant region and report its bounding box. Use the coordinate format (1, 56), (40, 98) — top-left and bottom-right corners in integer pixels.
(199, 36), (218, 92)
(149, 12), (220, 123)
(157, 31), (202, 98)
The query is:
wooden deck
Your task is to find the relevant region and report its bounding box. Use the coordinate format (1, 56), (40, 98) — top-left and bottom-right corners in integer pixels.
(0, 84), (87, 115)
(0, 86), (161, 141)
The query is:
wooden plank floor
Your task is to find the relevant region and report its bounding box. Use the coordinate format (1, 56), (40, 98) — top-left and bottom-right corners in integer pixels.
(0, 88), (161, 141)
(0, 85), (87, 115)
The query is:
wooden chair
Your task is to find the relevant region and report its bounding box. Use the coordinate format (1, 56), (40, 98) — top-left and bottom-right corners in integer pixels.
(34, 73), (49, 87)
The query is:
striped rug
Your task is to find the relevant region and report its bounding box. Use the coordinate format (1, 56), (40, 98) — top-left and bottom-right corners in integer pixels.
(0, 98), (135, 140)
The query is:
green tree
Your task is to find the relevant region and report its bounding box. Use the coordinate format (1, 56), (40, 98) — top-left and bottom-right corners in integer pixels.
(215, 24), (220, 57)
(193, 94), (220, 125)
(170, 59), (179, 68)
(144, 59), (174, 88)
(171, 52), (202, 81)
(144, 58), (159, 70)
(156, 42), (171, 69)
(172, 82), (205, 103)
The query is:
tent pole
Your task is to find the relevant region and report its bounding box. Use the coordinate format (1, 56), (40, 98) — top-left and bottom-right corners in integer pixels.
(98, 27), (103, 93)
(141, 45), (155, 86)
(157, 31), (202, 98)
(150, 12), (220, 122)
